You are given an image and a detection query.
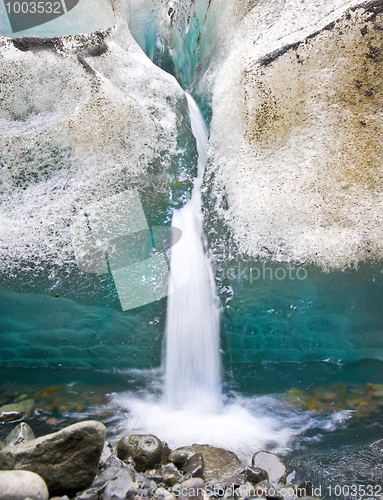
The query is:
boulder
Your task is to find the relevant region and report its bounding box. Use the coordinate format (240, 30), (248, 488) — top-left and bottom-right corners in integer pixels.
(116, 434), (163, 472)
(0, 400), (34, 423)
(252, 452), (286, 487)
(177, 445), (243, 487)
(0, 470), (49, 500)
(5, 422), (35, 447)
(0, 420), (106, 496)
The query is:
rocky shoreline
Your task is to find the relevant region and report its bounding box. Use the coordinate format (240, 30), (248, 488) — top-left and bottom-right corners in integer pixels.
(0, 419), (321, 500)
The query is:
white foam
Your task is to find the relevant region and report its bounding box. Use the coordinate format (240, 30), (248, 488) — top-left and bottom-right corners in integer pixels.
(101, 389), (340, 462)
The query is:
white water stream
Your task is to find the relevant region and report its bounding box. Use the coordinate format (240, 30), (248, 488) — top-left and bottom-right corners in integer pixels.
(105, 93), (347, 461)
(164, 93), (222, 412)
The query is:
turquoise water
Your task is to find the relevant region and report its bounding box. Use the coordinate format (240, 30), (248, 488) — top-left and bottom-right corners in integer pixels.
(1, 262), (383, 369)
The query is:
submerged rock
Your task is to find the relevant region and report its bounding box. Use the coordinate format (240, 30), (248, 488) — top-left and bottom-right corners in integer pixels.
(252, 452), (286, 487)
(5, 422), (35, 447)
(116, 434), (163, 472)
(0, 400), (34, 423)
(0, 470), (49, 500)
(0, 420), (106, 496)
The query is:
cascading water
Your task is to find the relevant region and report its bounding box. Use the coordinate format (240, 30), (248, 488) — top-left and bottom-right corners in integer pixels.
(164, 93), (222, 412)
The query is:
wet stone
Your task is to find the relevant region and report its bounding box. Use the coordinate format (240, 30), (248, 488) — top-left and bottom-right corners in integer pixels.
(75, 486), (105, 500)
(296, 482), (313, 497)
(146, 469), (163, 483)
(169, 450), (189, 468)
(103, 477), (138, 500)
(116, 435), (163, 473)
(5, 422), (35, 447)
(243, 466), (268, 485)
(92, 466), (135, 488)
(0, 420), (106, 496)
(0, 400), (34, 423)
(252, 452), (286, 488)
(0, 470), (49, 500)
(177, 478), (205, 500)
(99, 441), (113, 469)
(182, 453), (204, 478)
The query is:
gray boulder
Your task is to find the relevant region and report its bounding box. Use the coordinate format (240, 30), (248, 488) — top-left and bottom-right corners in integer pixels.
(116, 434), (163, 472)
(0, 470), (49, 500)
(0, 420), (106, 496)
(0, 400), (34, 423)
(5, 422), (35, 447)
(252, 452), (286, 487)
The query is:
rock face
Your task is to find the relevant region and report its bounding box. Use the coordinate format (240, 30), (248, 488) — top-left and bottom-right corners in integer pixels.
(0, 421), (106, 496)
(0, 470), (49, 500)
(116, 434), (163, 472)
(198, 0), (383, 270)
(252, 452), (286, 487)
(178, 445), (243, 487)
(5, 422), (35, 447)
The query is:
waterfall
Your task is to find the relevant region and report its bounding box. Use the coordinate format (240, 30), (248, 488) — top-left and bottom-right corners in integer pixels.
(164, 93), (222, 412)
